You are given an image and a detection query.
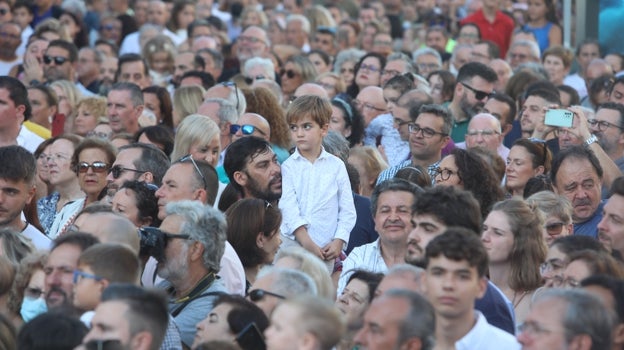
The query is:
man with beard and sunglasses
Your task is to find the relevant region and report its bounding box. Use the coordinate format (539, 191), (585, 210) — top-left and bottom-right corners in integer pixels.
(448, 62), (498, 143)
(224, 136), (283, 204)
(153, 155), (246, 297)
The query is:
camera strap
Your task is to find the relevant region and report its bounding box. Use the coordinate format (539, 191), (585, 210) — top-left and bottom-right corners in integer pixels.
(170, 272), (220, 317)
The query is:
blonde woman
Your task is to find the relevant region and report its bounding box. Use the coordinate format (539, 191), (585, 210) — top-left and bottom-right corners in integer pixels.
(172, 85), (205, 127)
(72, 97), (106, 136)
(274, 247), (336, 301)
(50, 80), (82, 134)
(348, 146), (388, 197)
(171, 114), (220, 167)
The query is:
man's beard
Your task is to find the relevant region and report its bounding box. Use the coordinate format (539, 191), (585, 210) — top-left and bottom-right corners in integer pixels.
(246, 172), (282, 202)
(459, 93), (483, 119)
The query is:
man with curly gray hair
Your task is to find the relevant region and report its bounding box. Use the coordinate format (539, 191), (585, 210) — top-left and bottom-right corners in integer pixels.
(157, 200), (228, 348)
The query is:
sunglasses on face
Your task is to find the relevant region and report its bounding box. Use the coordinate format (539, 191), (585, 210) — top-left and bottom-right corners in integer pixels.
(108, 165), (146, 179)
(77, 161), (109, 174)
(247, 289), (286, 302)
(460, 82), (494, 101)
(244, 75), (266, 85)
(545, 222), (565, 235)
(230, 124), (266, 136)
(280, 69), (298, 79)
(43, 55), (69, 65)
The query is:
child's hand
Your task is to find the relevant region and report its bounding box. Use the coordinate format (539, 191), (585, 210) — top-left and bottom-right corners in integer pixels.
(301, 238), (324, 259)
(322, 239), (344, 261)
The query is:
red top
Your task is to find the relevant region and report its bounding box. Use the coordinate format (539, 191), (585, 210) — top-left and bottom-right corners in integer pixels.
(460, 10), (515, 59)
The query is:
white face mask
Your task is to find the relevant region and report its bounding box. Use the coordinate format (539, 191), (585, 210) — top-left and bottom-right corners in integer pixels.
(20, 297), (48, 322)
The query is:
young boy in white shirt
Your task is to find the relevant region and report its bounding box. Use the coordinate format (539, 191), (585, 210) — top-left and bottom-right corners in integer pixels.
(279, 95), (356, 269)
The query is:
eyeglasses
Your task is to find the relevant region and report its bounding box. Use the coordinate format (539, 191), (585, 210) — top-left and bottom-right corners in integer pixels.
(461, 82), (494, 101)
(433, 167), (459, 181)
(86, 131), (111, 139)
(178, 154), (207, 190)
(340, 67), (354, 74)
(510, 53), (528, 60)
(393, 117), (411, 127)
(545, 222), (565, 236)
(588, 119), (623, 131)
(551, 275), (580, 288)
(24, 287), (45, 299)
(43, 55), (69, 65)
(0, 8), (8, 15)
(108, 165), (146, 179)
(466, 129), (500, 138)
(141, 226), (192, 244)
(77, 161), (109, 174)
(517, 321), (558, 336)
(540, 258), (565, 275)
(417, 63), (441, 71)
(72, 270), (103, 284)
(230, 124), (266, 136)
(238, 35), (265, 44)
(280, 69), (299, 79)
(244, 75), (266, 85)
(0, 31), (19, 39)
(84, 339), (124, 350)
(381, 69), (402, 77)
(358, 64), (380, 73)
(408, 124), (448, 138)
(247, 289), (286, 302)
(220, 81), (240, 111)
(354, 99), (386, 112)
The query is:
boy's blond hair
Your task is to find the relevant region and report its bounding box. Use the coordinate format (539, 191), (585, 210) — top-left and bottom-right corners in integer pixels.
(286, 95), (331, 127)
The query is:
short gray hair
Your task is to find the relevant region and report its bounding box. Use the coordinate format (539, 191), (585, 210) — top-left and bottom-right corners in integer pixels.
(386, 52), (416, 74)
(533, 288), (615, 350)
(164, 200), (226, 272)
(258, 266), (318, 297)
(333, 48), (366, 75)
(322, 130), (350, 163)
(203, 98), (238, 124)
(412, 47), (442, 66)
(243, 57), (275, 80)
(384, 289), (436, 350)
(386, 264), (424, 282)
(510, 40), (541, 60)
(286, 14), (310, 34)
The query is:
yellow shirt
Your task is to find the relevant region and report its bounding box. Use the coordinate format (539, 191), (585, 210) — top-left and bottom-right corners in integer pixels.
(23, 120), (51, 139)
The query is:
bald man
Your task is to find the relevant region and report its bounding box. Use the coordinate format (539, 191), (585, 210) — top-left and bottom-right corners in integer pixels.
(293, 83), (329, 99)
(232, 113), (271, 143)
(72, 211), (141, 254)
(458, 113), (509, 160)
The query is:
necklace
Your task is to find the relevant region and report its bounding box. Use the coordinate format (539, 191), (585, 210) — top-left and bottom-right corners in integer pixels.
(512, 290), (528, 308)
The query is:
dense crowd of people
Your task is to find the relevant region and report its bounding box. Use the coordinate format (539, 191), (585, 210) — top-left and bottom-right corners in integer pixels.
(0, 0), (621, 349)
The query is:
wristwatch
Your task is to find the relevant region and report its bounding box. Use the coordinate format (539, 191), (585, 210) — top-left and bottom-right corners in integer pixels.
(585, 134), (598, 147)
